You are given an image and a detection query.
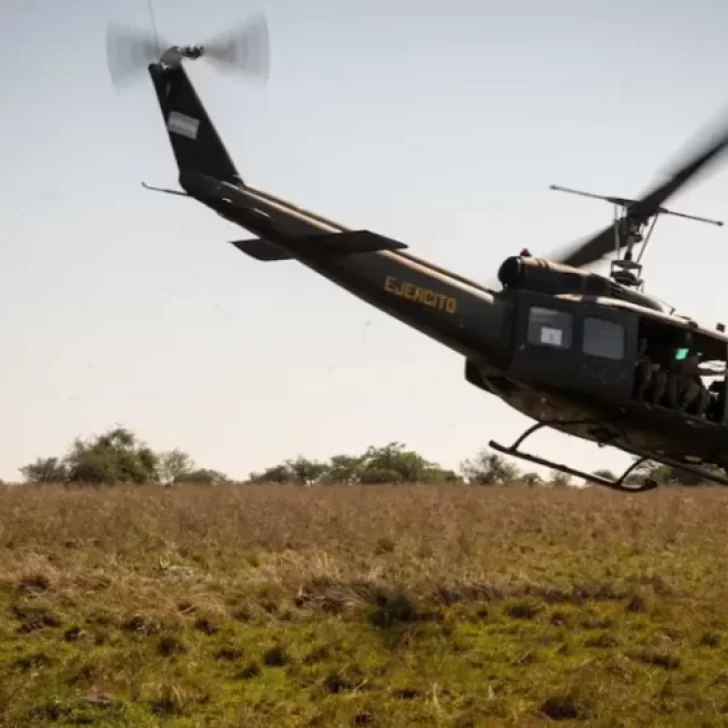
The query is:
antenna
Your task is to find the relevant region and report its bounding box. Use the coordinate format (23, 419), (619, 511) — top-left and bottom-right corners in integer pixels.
(147, 0), (161, 58)
(549, 184), (724, 291)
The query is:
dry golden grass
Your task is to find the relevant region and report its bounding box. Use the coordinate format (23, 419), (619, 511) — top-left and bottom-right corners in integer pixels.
(2, 482), (728, 726)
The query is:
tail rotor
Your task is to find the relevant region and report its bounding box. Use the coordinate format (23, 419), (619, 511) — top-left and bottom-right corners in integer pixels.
(105, 12), (271, 92)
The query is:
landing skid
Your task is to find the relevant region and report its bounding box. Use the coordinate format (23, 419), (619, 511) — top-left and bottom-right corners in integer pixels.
(614, 443), (728, 488)
(490, 420), (728, 492)
(489, 421), (657, 493)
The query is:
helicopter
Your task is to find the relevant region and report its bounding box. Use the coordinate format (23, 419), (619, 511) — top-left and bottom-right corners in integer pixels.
(107, 14), (728, 493)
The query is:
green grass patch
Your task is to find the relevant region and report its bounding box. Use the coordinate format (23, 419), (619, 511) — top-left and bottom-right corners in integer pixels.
(2, 483), (728, 725)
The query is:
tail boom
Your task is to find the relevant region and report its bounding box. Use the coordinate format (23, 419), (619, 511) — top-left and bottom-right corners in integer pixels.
(147, 61), (508, 365)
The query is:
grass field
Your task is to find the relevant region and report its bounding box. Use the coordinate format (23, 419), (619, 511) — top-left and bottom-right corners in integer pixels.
(1, 482), (728, 727)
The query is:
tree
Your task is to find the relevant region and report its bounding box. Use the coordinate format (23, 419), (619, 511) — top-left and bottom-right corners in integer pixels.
(247, 442), (462, 485)
(20, 457), (68, 484)
(359, 442), (424, 483)
(248, 464), (295, 484)
(647, 464), (720, 486)
(159, 449), (195, 485)
(63, 427), (159, 485)
(357, 442), (458, 484)
(549, 469), (571, 487)
(624, 457), (719, 487)
(175, 468), (230, 485)
(593, 469), (617, 481)
(521, 471), (543, 486)
(425, 467), (463, 483)
(249, 456), (328, 484)
(320, 454), (365, 484)
(286, 456), (329, 484)
(459, 448), (521, 484)
(645, 463), (674, 484)
(17, 427), (217, 487)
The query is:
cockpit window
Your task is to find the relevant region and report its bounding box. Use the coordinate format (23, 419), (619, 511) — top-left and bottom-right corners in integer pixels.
(527, 306), (573, 349)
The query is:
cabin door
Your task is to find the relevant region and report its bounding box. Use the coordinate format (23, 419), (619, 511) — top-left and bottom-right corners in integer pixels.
(575, 302), (637, 397)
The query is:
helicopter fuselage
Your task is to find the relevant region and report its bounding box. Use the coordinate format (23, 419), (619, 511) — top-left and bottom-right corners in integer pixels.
(144, 59), (728, 491)
(188, 162), (728, 474)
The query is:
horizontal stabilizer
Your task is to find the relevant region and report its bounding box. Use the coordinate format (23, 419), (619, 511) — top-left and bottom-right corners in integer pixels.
(230, 229), (408, 263)
(230, 238), (292, 261)
(309, 230), (408, 254)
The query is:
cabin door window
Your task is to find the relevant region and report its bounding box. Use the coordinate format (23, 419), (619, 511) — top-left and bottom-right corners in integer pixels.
(583, 317), (625, 361)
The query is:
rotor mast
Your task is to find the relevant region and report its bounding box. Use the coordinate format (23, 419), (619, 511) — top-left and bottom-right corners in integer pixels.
(549, 184), (723, 290)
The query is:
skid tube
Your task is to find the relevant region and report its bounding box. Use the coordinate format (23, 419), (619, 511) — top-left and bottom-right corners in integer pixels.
(489, 421), (658, 493)
(614, 442), (728, 488)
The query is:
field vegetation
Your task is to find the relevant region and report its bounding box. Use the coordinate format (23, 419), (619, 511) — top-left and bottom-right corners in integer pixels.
(2, 478), (728, 727)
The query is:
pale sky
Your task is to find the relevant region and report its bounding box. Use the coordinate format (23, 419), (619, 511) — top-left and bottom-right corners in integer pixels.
(3, 0), (728, 482)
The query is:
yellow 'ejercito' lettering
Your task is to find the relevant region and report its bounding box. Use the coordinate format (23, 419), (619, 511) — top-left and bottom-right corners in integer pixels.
(383, 276), (457, 314)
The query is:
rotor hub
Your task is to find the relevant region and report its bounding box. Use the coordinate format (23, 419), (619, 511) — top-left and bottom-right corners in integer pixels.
(159, 45), (204, 68)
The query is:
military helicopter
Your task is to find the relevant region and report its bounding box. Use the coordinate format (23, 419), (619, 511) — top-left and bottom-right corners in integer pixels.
(107, 14), (728, 493)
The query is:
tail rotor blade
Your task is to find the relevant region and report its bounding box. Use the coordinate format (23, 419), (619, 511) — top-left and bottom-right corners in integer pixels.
(106, 23), (163, 90)
(203, 12), (270, 81)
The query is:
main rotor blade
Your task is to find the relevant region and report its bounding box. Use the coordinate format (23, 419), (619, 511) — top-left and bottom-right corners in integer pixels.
(552, 109), (728, 269)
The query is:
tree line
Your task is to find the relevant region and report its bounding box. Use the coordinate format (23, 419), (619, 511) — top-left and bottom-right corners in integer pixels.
(10, 426), (709, 487)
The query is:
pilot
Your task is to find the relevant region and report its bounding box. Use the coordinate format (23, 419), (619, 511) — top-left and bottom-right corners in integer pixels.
(669, 351), (711, 417)
(520, 248), (532, 257)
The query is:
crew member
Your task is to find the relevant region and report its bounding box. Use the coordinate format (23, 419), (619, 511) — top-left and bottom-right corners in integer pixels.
(634, 337), (664, 403)
(669, 350), (711, 418)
